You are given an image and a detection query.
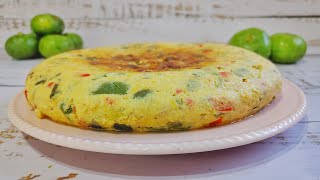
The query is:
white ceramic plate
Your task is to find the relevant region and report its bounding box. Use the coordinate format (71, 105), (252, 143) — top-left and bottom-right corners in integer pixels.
(8, 79), (306, 155)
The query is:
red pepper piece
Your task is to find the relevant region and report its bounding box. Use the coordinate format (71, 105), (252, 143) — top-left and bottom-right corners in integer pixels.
(105, 97), (114, 105)
(186, 98), (193, 107)
(219, 107), (234, 111)
(208, 117), (223, 127)
(209, 98), (234, 112)
(47, 82), (54, 87)
(24, 90), (28, 99)
(78, 120), (88, 128)
(219, 72), (229, 78)
(81, 73), (91, 77)
(175, 89), (183, 94)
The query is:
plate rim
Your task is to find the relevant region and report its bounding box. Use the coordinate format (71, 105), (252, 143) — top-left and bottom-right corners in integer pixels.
(8, 79), (307, 155)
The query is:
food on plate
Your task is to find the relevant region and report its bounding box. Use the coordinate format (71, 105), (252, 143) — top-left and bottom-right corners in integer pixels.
(39, 35), (76, 58)
(31, 13), (65, 35)
(270, 33), (307, 64)
(5, 32), (39, 60)
(25, 42), (282, 132)
(228, 27), (271, 58)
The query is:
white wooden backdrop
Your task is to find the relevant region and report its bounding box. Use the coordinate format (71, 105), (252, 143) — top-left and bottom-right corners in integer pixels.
(0, 0), (320, 51)
(0, 1), (320, 180)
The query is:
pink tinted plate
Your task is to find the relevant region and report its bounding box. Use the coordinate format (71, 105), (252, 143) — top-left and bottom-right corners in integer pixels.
(8, 79), (306, 155)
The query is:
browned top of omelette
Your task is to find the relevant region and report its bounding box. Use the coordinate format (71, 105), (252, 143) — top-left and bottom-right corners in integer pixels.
(68, 44), (225, 72)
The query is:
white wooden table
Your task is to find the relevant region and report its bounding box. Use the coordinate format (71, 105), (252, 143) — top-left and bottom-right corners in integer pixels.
(0, 1), (320, 179)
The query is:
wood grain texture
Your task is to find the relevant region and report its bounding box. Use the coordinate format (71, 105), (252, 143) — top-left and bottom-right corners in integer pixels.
(1, 0), (320, 20)
(1, 18), (320, 54)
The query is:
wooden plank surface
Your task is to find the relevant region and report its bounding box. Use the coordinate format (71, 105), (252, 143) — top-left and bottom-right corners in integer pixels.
(1, 18), (320, 54)
(1, 0), (320, 20)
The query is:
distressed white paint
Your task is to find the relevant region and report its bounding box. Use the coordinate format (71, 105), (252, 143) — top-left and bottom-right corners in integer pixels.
(0, 18), (320, 54)
(1, 0), (320, 19)
(0, 0), (320, 179)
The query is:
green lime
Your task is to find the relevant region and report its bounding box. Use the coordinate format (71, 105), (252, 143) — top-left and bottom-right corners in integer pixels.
(5, 32), (38, 60)
(31, 14), (64, 35)
(228, 27), (271, 58)
(270, 33), (307, 64)
(39, 35), (76, 58)
(65, 33), (83, 49)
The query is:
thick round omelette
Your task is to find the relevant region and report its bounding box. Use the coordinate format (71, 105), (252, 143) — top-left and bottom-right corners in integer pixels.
(25, 43), (282, 132)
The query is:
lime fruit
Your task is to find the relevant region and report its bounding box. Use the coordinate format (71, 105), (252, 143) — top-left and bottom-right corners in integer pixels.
(270, 33), (307, 64)
(228, 27), (271, 58)
(39, 35), (76, 58)
(31, 14), (64, 35)
(5, 32), (38, 60)
(65, 33), (83, 49)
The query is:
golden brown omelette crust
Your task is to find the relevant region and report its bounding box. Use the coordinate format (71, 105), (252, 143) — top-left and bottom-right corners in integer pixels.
(74, 44), (218, 72)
